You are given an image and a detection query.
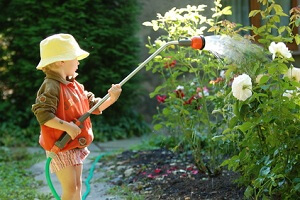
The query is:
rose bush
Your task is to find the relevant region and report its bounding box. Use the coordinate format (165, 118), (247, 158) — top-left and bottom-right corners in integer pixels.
(144, 0), (299, 198)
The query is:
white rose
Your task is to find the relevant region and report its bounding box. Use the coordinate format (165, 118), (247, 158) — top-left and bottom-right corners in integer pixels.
(283, 90), (294, 99)
(283, 87), (300, 99)
(284, 67), (300, 82)
(232, 74), (253, 101)
(268, 42), (292, 60)
(220, 70), (225, 78)
(176, 85), (184, 91)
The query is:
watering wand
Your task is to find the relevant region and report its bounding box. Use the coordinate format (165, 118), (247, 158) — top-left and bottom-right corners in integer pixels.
(46, 35), (205, 200)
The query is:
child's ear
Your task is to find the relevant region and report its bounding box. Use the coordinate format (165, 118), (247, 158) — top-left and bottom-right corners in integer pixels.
(55, 61), (64, 67)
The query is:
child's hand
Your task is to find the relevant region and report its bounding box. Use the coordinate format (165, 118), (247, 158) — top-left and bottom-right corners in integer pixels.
(65, 122), (81, 140)
(108, 84), (122, 102)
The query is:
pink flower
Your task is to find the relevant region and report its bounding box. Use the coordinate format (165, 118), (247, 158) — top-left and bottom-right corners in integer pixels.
(197, 86), (209, 97)
(147, 174), (156, 179)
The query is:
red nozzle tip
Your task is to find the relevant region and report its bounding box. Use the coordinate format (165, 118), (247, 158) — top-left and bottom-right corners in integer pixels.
(191, 36), (205, 50)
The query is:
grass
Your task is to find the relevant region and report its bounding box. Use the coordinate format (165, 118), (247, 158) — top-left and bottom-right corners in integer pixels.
(108, 185), (146, 200)
(0, 147), (52, 200)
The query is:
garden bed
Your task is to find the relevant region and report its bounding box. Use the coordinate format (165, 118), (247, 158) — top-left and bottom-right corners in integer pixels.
(101, 148), (245, 199)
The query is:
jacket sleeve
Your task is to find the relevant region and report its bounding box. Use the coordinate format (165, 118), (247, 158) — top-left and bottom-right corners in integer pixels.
(85, 91), (102, 115)
(32, 79), (60, 125)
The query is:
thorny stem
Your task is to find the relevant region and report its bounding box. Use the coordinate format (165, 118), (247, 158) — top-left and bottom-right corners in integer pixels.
(191, 62), (216, 174)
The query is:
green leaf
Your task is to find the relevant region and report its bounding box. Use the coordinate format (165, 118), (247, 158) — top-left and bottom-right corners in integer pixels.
(149, 85), (164, 98)
(249, 10), (261, 17)
(221, 6), (232, 15)
(294, 183), (300, 191)
(254, 177), (264, 187)
(260, 166), (271, 177)
(278, 26), (285, 34)
(273, 4), (288, 16)
(278, 63), (288, 74)
(259, 75), (270, 84)
(153, 124), (163, 131)
(268, 65), (277, 74)
(162, 107), (171, 115)
(295, 34), (300, 45)
(228, 116), (238, 128)
(293, 178), (300, 183)
(238, 122), (253, 134)
(244, 186), (254, 198)
(296, 18), (300, 27)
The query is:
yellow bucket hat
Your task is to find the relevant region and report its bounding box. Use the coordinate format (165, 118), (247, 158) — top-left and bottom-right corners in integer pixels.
(36, 33), (89, 70)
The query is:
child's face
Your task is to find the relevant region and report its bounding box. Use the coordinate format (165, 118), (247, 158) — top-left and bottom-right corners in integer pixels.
(63, 59), (79, 77)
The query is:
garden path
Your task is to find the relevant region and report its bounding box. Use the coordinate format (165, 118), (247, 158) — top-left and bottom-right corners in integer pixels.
(28, 137), (143, 200)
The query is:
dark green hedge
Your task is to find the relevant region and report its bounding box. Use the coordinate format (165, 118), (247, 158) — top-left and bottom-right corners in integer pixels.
(0, 0), (149, 145)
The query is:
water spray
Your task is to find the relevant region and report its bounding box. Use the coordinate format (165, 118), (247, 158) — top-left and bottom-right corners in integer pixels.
(45, 35), (206, 200)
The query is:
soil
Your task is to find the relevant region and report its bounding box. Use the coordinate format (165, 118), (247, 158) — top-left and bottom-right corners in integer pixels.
(101, 148), (245, 200)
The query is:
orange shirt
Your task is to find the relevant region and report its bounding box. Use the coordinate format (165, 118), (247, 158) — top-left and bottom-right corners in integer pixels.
(32, 71), (100, 152)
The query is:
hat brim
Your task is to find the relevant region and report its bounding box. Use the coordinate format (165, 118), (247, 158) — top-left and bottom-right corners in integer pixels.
(36, 49), (89, 70)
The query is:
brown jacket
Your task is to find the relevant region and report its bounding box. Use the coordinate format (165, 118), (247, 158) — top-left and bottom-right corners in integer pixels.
(32, 71), (100, 152)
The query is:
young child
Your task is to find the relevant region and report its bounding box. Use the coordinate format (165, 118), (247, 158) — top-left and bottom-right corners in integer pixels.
(32, 33), (122, 200)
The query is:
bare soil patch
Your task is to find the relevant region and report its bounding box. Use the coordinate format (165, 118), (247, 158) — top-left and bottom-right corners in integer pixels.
(102, 148), (244, 199)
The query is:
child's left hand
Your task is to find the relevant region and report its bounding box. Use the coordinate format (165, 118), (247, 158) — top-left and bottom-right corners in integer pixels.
(108, 84), (122, 102)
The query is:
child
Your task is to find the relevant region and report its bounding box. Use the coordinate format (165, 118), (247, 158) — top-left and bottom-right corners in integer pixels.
(32, 33), (122, 200)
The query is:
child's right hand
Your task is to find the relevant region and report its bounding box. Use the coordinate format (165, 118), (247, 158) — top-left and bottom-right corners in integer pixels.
(65, 122), (82, 140)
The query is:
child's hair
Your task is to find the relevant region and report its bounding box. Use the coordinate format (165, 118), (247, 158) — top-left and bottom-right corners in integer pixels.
(41, 62), (60, 74)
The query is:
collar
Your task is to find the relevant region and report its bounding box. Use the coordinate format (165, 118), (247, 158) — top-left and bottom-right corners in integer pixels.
(45, 70), (76, 85)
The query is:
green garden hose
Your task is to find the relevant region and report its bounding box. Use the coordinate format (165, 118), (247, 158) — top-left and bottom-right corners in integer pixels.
(45, 153), (110, 200)
(82, 153), (109, 199)
(45, 157), (60, 200)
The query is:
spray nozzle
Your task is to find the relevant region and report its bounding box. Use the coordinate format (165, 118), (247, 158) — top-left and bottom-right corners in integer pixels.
(178, 35), (205, 50)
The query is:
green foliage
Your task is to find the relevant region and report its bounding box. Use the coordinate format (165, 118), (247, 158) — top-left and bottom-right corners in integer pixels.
(144, 0), (299, 199)
(0, 120), (40, 147)
(143, 3), (232, 175)
(0, 0), (149, 142)
(0, 147), (52, 199)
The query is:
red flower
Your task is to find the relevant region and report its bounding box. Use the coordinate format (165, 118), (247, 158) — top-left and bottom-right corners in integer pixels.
(154, 168), (162, 174)
(164, 57), (177, 68)
(209, 77), (224, 85)
(184, 95), (196, 105)
(156, 95), (167, 103)
(175, 90), (185, 98)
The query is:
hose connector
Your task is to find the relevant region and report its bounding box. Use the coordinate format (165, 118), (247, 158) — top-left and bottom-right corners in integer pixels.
(178, 35), (205, 50)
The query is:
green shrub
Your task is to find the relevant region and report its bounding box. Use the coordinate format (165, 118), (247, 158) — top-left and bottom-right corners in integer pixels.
(144, 0), (300, 198)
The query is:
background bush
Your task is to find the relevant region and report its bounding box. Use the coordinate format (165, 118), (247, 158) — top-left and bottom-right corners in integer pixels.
(0, 0), (149, 145)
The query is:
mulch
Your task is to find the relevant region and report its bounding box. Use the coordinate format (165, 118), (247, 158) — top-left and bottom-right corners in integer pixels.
(101, 148), (245, 200)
